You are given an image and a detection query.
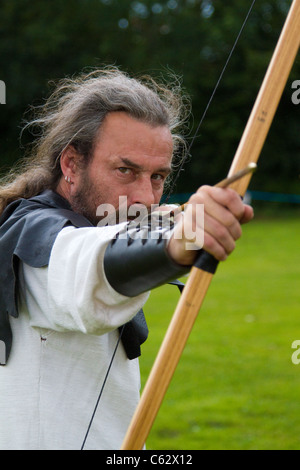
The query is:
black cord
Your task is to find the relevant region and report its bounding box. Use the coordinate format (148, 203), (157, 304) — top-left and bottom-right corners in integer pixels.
(80, 325), (125, 450)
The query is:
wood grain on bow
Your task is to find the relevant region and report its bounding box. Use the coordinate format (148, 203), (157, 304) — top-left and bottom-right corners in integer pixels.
(121, 0), (300, 450)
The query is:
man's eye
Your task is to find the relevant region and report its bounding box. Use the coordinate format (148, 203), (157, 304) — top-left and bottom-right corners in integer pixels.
(118, 167), (131, 174)
(152, 174), (164, 181)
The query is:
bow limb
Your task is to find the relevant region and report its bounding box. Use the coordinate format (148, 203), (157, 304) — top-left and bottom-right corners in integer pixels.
(121, 0), (300, 451)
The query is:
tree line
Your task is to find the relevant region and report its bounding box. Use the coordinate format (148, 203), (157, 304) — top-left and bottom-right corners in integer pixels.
(0, 0), (299, 195)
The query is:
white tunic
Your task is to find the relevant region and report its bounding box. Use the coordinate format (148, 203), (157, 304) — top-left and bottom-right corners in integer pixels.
(0, 225), (149, 450)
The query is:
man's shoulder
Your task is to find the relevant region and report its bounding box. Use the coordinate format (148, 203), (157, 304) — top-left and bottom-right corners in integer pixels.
(0, 190), (94, 268)
(0, 190), (93, 230)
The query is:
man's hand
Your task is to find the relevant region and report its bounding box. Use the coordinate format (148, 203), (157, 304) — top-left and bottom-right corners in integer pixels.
(167, 185), (254, 266)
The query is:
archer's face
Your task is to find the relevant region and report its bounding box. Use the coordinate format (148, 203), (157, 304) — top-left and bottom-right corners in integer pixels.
(72, 112), (174, 224)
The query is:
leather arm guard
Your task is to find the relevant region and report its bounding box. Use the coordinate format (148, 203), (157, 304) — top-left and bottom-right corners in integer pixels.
(103, 214), (194, 297)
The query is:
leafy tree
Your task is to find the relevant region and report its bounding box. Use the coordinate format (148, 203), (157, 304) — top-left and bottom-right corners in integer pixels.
(0, 0), (299, 194)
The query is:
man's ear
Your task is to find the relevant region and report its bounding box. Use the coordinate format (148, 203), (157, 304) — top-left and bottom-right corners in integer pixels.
(60, 145), (80, 178)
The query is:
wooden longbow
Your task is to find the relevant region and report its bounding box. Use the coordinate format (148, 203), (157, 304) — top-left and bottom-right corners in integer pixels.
(121, 0), (300, 450)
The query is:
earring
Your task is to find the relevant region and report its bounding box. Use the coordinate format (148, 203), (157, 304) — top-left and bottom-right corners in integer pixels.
(65, 175), (72, 184)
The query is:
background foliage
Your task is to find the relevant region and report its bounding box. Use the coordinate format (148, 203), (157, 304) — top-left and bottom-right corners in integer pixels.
(0, 0), (299, 195)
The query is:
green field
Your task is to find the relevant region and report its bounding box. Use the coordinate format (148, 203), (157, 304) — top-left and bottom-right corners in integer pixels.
(139, 211), (300, 450)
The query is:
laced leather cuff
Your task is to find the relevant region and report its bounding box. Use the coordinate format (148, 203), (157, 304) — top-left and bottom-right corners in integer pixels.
(103, 217), (191, 297)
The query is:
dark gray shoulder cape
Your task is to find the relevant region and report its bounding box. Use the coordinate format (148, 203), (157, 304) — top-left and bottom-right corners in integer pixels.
(0, 190), (148, 364)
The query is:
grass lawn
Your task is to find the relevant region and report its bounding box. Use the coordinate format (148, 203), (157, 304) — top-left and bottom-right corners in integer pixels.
(139, 211), (300, 450)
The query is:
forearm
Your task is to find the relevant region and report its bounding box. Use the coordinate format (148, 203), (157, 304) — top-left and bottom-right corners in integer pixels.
(103, 220), (193, 297)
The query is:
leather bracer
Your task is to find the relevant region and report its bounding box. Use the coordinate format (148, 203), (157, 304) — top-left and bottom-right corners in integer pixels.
(103, 215), (191, 297)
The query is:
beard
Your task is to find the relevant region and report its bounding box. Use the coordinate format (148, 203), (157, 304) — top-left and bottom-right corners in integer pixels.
(69, 173), (103, 226)
(68, 171), (153, 227)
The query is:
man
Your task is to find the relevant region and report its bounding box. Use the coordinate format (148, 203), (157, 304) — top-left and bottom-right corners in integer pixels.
(0, 68), (253, 450)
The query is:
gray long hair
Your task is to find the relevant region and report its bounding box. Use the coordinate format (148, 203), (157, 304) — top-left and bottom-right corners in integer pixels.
(0, 67), (190, 215)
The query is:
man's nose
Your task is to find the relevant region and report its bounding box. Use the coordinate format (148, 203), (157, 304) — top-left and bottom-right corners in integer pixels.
(129, 178), (156, 209)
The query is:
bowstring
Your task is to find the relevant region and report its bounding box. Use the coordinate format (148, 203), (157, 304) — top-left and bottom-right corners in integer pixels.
(80, 0), (257, 450)
(164, 0), (257, 203)
(80, 326), (125, 450)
